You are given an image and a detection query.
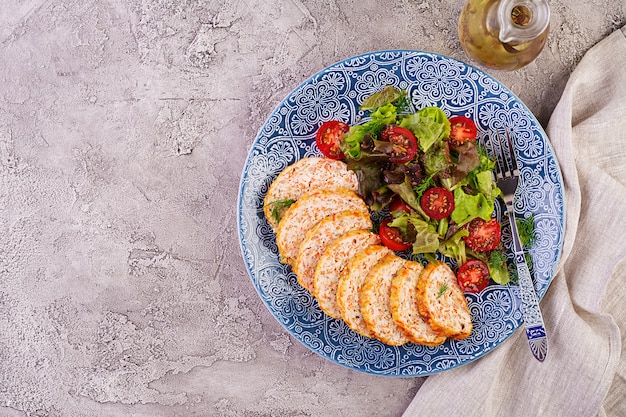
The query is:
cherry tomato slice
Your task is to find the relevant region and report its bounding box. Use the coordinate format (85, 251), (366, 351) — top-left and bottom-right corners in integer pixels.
(315, 120), (349, 160)
(420, 187), (455, 220)
(457, 259), (490, 293)
(389, 197), (412, 215)
(379, 219), (412, 251)
(381, 126), (418, 163)
(448, 116), (477, 146)
(463, 217), (502, 252)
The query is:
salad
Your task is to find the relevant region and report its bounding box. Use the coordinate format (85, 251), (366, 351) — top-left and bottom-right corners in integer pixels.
(314, 86), (534, 292)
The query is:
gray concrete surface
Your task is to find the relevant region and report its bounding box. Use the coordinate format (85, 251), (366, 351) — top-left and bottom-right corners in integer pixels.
(1, 1), (624, 416)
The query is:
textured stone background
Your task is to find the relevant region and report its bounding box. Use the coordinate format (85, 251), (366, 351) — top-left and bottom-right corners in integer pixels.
(1, 1), (624, 416)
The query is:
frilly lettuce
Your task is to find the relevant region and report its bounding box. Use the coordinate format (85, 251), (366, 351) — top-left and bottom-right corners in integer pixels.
(449, 145), (501, 226)
(450, 187), (494, 226)
(439, 228), (469, 266)
(341, 103), (397, 159)
(399, 106), (450, 152)
(389, 213), (440, 254)
(487, 250), (510, 285)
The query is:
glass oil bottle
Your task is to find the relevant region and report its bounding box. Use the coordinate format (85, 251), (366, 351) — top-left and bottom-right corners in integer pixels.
(458, 0), (550, 71)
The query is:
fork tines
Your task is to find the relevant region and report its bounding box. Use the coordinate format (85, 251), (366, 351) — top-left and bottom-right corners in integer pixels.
(493, 129), (519, 179)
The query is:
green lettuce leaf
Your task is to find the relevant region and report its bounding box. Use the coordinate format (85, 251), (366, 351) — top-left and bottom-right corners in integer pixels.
(465, 145), (501, 198)
(359, 86), (405, 111)
(450, 187), (494, 226)
(346, 154), (389, 210)
(342, 124), (369, 159)
(342, 103), (398, 159)
(389, 214), (440, 254)
(448, 142), (480, 187)
(368, 102), (398, 129)
(487, 250), (510, 285)
(421, 140), (452, 177)
(439, 228), (469, 265)
(399, 106), (450, 152)
(474, 170), (498, 200)
(387, 179), (429, 220)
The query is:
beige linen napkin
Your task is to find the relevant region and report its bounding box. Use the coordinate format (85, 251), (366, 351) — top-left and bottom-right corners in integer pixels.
(403, 27), (626, 417)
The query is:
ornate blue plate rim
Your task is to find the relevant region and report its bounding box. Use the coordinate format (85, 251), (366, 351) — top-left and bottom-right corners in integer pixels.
(238, 50), (565, 377)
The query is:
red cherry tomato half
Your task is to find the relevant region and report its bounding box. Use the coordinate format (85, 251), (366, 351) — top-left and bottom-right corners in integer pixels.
(379, 219), (412, 251)
(389, 197), (412, 215)
(381, 125), (418, 163)
(457, 259), (490, 293)
(315, 120), (349, 160)
(448, 116), (477, 145)
(420, 187), (455, 220)
(463, 217), (502, 252)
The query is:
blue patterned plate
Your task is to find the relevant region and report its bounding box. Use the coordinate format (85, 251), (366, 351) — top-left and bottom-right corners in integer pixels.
(238, 50), (565, 376)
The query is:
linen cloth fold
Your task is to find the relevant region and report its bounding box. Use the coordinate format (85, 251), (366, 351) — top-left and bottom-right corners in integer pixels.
(403, 26), (626, 417)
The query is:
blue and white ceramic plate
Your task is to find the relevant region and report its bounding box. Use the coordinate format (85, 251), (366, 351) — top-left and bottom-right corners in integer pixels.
(238, 51), (565, 377)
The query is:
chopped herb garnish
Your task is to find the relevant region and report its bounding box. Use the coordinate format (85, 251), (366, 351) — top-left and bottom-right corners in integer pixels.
(394, 90), (411, 114)
(437, 282), (449, 298)
(269, 199), (296, 224)
(517, 215), (536, 247)
(414, 173), (437, 199)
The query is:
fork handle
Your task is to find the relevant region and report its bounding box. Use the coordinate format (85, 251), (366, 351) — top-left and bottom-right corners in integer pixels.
(515, 251), (548, 362)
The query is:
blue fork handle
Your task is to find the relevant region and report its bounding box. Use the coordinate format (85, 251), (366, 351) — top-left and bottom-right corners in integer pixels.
(515, 251), (548, 362)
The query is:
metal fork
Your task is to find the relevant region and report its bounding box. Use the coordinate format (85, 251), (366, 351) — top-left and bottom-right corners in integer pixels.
(493, 130), (548, 362)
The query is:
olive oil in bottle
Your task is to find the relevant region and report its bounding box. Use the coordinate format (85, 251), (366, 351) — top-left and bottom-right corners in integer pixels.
(458, 0), (550, 71)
